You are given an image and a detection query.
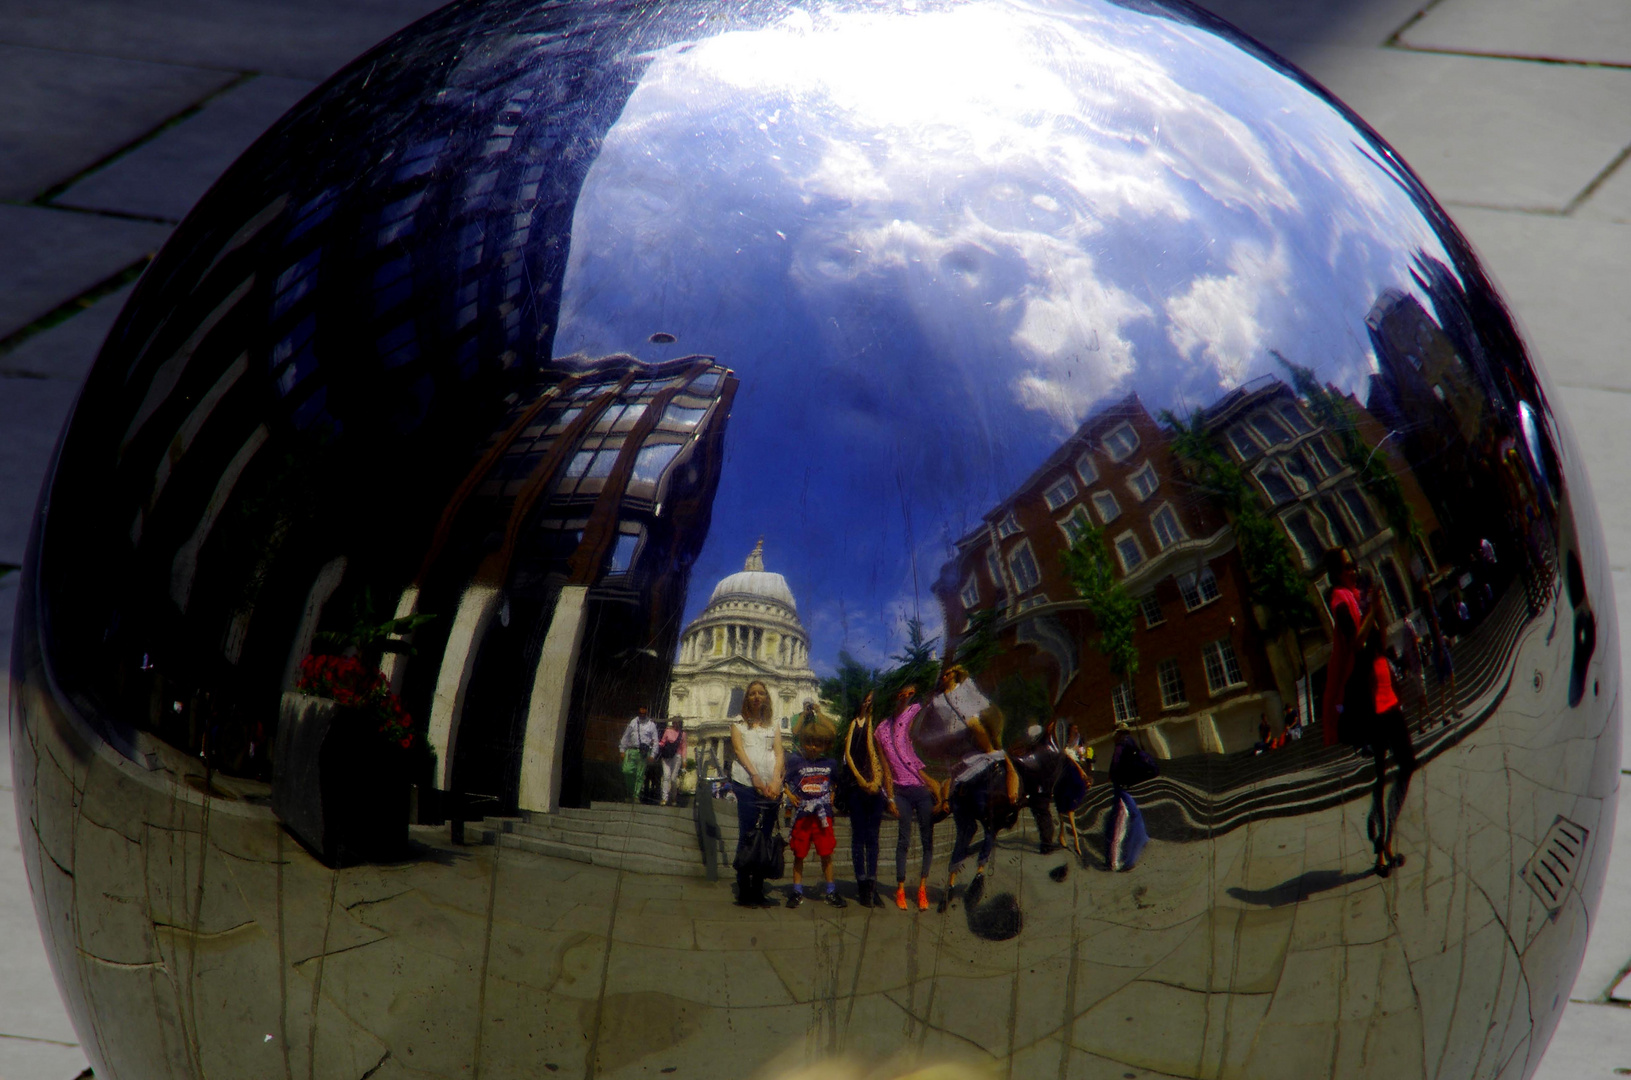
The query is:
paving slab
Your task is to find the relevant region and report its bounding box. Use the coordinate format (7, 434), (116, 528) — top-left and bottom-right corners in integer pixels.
(1555, 387), (1631, 574)
(1400, 0), (1631, 68)
(54, 76), (318, 224)
(0, 42), (234, 202)
(0, 376), (78, 568)
(1577, 154), (1631, 226)
(1185, 0), (1426, 56)
(0, 284), (133, 385)
(0, 204), (166, 342)
(1292, 46), (1631, 211)
(1451, 208), (1631, 394)
(1529, 999), (1631, 1079)
(0, 0), (447, 83)
(1570, 756), (1631, 1001)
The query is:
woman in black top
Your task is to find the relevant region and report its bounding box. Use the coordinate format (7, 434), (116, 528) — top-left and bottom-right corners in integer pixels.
(841, 692), (890, 908)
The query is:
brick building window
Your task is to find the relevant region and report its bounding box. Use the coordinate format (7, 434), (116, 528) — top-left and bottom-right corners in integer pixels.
(1128, 461), (1158, 501)
(1202, 638), (1246, 694)
(1139, 592), (1165, 628)
(985, 548), (1005, 594)
(1043, 474), (1079, 510)
(1092, 489), (1121, 524)
(1113, 532), (1145, 573)
(1103, 422), (1140, 461)
(1060, 506), (1093, 544)
(996, 510), (1021, 538)
(1009, 541), (1042, 592)
(1157, 659), (1187, 709)
(1178, 565), (1220, 610)
(1150, 503), (1185, 550)
(959, 575), (980, 610)
(1076, 450), (1099, 486)
(1111, 681), (1139, 723)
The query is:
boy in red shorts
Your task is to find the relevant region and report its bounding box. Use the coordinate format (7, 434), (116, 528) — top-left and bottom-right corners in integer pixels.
(785, 714), (846, 909)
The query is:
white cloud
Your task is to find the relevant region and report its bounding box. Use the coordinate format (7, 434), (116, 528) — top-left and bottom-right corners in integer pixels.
(1163, 240), (1290, 388)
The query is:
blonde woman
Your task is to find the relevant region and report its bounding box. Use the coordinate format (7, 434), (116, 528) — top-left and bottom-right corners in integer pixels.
(729, 680), (785, 906)
(841, 691), (891, 908)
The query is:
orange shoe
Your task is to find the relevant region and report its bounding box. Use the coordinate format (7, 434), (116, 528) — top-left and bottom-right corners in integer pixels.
(895, 883), (908, 910)
(916, 884), (930, 911)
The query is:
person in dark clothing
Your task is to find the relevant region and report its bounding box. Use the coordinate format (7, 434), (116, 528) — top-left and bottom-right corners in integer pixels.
(841, 692), (890, 908)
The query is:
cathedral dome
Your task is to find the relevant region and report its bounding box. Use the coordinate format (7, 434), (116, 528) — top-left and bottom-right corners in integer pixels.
(708, 570), (797, 611)
(705, 537), (797, 612)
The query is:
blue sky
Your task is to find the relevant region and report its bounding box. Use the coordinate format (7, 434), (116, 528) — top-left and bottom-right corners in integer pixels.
(552, 0), (1458, 674)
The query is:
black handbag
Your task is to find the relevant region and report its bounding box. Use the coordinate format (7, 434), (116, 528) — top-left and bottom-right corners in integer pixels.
(1110, 742), (1159, 787)
(733, 805), (786, 879)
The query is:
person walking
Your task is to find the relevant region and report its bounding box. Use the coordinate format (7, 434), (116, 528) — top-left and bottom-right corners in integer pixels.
(935, 666), (1017, 910)
(876, 684), (939, 911)
(729, 680), (784, 906)
(656, 719), (687, 806)
(840, 691), (889, 908)
(618, 707), (660, 800)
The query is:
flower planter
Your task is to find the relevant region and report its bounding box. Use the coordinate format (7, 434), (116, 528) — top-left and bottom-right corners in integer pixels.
(273, 692), (411, 866)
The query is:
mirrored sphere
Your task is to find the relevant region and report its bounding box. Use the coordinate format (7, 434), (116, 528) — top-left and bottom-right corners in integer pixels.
(10, 0), (1619, 1077)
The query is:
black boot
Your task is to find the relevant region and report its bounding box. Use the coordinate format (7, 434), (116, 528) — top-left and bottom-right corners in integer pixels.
(735, 871), (756, 906)
(857, 880), (873, 908)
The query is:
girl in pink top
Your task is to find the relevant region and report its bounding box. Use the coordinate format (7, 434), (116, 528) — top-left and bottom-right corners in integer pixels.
(876, 685), (940, 910)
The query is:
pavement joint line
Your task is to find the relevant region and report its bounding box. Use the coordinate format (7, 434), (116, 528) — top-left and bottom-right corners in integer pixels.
(1382, 0), (1449, 49)
(0, 1032), (80, 1048)
(30, 69), (260, 208)
(0, 255), (151, 360)
(1566, 141), (1631, 215)
(2, 199), (178, 227)
(0, 34), (259, 78)
(1383, 40), (1631, 72)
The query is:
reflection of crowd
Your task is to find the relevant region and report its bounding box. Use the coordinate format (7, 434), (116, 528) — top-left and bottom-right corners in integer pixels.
(617, 707), (694, 806)
(717, 669), (1102, 911)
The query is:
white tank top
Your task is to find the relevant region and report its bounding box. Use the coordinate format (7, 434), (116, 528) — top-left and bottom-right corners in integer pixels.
(731, 721), (778, 786)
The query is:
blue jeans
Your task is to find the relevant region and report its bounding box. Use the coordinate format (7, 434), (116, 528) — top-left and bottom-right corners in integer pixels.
(848, 790), (885, 882)
(893, 785), (935, 883)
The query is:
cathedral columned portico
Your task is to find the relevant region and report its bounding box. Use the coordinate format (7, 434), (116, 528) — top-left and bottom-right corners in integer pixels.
(667, 539), (821, 775)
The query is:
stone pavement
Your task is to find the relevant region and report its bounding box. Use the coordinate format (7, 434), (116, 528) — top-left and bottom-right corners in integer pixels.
(1, 0), (1629, 1076)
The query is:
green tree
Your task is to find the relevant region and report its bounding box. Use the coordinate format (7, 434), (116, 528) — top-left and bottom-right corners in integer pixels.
(818, 650), (880, 729)
(1060, 524), (1139, 679)
(875, 617), (942, 712)
(1161, 406), (1318, 684)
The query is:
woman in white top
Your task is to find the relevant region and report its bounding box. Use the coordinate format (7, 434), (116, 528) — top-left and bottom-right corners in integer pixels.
(728, 680), (784, 906)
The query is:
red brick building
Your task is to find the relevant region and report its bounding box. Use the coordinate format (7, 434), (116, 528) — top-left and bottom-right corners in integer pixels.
(935, 395), (1282, 757)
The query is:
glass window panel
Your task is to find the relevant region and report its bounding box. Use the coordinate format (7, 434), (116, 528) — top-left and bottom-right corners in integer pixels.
(1115, 535), (1144, 572)
(1341, 487), (1380, 535)
(996, 510), (1021, 538)
(1309, 438), (1343, 476)
(608, 532), (640, 575)
(1129, 462), (1158, 501)
(1257, 465), (1296, 504)
(1103, 423), (1140, 461)
(662, 403), (708, 429)
(632, 442), (681, 484)
(565, 450), (594, 478)
(1140, 592), (1164, 628)
(1111, 681), (1138, 723)
(1151, 505), (1183, 549)
(1227, 426), (1260, 459)
(1285, 512), (1326, 565)
(1321, 496), (1356, 546)
(1009, 544), (1041, 591)
(1044, 475), (1078, 510)
(960, 577), (980, 610)
(1279, 404), (1313, 434)
(1251, 413), (1293, 445)
(1158, 659), (1187, 708)
(1092, 490), (1121, 524)
(1076, 451), (1099, 486)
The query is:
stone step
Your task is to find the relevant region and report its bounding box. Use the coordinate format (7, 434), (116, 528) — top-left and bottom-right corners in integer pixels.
(516, 815), (706, 847)
(498, 833), (708, 878)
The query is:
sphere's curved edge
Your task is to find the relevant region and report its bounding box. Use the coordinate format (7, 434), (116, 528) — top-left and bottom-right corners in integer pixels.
(13, 0), (1620, 1076)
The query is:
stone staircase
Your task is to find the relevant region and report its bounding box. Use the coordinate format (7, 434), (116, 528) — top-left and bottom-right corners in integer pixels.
(478, 802), (723, 877)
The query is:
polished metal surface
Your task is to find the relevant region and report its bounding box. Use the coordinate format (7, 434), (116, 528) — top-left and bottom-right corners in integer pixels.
(8, 0), (1619, 1077)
